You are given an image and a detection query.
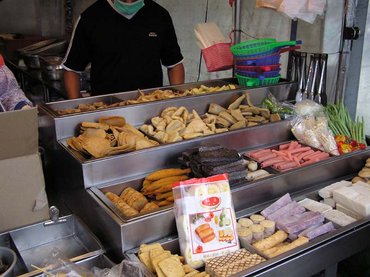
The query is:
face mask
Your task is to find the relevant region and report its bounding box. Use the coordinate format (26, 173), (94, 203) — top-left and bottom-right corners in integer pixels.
(114, 0), (145, 15)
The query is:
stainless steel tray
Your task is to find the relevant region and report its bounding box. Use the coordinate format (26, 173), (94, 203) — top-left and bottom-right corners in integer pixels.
(39, 78), (240, 117)
(0, 214), (104, 276)
(80, 148), (370, 256)
(90, 180), (173, 223)
(124, 181), (370, 277)
(32, 254), (116, 277)
(58, 119), (292, 188)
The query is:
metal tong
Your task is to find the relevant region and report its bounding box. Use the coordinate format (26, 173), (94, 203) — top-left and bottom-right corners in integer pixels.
(301, 55), (314, 101)
(294, 52), (307, 103)
(314, 54), (328, 105)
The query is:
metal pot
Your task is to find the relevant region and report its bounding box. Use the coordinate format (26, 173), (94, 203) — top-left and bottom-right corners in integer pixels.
(40, 55), (64, 81)
(21, 40), (67, 69)
(0, 246), (17, 277)
(22, 53), (41, 69)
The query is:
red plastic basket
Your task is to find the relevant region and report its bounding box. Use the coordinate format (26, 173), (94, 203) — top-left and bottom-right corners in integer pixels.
(202, 42), (233, 72)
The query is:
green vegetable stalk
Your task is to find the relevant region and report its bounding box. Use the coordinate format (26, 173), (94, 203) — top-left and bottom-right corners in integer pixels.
(325, 101), (366, 144)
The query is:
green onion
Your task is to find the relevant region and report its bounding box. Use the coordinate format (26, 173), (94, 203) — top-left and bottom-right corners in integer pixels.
(325, 101), (365, 144)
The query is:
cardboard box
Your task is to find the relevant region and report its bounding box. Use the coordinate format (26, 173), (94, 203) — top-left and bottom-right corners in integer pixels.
(0, 108), (49, 232)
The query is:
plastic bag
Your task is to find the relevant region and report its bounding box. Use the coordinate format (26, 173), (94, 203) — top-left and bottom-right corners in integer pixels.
(294, 99), (324, 117)
(39, 248), (95, 276)
(92, 259), (154, 277)
(261, 92), (294, 118)
(173, 174), (239, 269)
(278, 0), (321, 24)
(291, 100), (339, 155)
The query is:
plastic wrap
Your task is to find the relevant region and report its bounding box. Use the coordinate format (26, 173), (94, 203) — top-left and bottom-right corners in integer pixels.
(172, 174), (239, 268)
(291, 100), (339, 155)
(38, 248), (95, 276)
(92, 259), (153, 277)
(261, 92), (294, 118)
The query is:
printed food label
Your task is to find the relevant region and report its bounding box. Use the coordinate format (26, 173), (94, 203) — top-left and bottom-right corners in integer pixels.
(173, 174), (240, 267)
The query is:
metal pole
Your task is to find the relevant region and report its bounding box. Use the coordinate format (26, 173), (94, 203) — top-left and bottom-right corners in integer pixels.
(232, 0), (241, 77)
(233, 0), (241, 45)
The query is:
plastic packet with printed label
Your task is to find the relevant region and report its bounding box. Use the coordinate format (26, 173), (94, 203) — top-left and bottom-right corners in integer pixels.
(172, 174), (240, 269)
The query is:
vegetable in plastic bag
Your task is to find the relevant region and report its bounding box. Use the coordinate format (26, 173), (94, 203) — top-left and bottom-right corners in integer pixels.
(291, 100), (339, 156)
(261, 93), (294, 117)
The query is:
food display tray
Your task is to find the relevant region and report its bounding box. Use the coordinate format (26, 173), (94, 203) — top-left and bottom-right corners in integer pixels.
(58, 119), (292, 188)
(90, 179), (173, 223)
(0, 214), (104, 276)
(243, 140), (334, 173)
(33, 254), (116, 277)
(39, 78), (240, 117)
(237, 187), (356, 260)
(123, 181), (370, 277)
(79, 149), (370, 257)
(38, 80), (296, 142)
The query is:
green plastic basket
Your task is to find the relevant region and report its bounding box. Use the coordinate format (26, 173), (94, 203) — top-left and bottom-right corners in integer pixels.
(236, 74), (280, 87)
(231, 39), (297, 56)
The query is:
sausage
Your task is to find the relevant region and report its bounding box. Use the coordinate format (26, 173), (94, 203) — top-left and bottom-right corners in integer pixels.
(248, 149), (272, 158)
(296, 150), (315, 161)
(261, 157), (285, 168)
(201, 233), (216, 243)
(198, 228), (214, 240)
(276, 161), (299, 170)
(306, 152), (330, 161)
(255, 152), (277, 163)
(195, 223), (210, 235)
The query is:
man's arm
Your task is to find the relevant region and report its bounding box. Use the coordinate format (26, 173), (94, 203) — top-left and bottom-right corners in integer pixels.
(167, 63), (185, 85)
(64, 70), (81, 99)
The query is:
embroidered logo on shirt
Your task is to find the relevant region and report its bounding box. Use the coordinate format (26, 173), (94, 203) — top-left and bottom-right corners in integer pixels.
(148, 32), (157, 37)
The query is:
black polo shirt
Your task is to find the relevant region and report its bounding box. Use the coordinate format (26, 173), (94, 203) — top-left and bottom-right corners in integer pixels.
(62, 0), (183, 95)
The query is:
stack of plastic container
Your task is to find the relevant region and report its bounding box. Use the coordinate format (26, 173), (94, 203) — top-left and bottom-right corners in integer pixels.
(230, 39), (300, 87)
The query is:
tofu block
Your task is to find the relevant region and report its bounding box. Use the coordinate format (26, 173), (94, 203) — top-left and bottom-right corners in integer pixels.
(323, 209), (356, 227)
(320, 198), (336, 208)
(332, 182), (370, 217)
(336, 203), (363, 220)
(299, 198), (333, 213)
(318, 180), (351, 199)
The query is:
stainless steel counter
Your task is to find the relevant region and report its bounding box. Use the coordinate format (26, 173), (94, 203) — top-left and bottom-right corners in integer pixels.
(38, 78), (370, 276)
(39, 80), (296, 189)
(61, 148), (370, 260)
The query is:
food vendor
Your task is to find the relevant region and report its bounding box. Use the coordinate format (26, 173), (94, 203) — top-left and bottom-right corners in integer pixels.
(62, 0), (185, 99)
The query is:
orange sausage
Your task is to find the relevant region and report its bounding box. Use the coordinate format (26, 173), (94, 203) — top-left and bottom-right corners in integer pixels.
(198, 228), (214, 240)
(201, 233), (215, 243)
(195, 223), (210, 235)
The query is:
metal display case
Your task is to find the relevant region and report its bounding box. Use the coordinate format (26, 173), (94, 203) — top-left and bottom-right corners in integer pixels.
(124, 165), (370, 277)
(81, 149), (370, 258)
(39, 78), (370, 276)
(39, 79), (296, 189)
(0, 214), (112, 277)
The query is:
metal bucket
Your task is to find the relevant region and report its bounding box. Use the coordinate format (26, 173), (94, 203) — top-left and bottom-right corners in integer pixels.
(0, 246), (17, 277)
